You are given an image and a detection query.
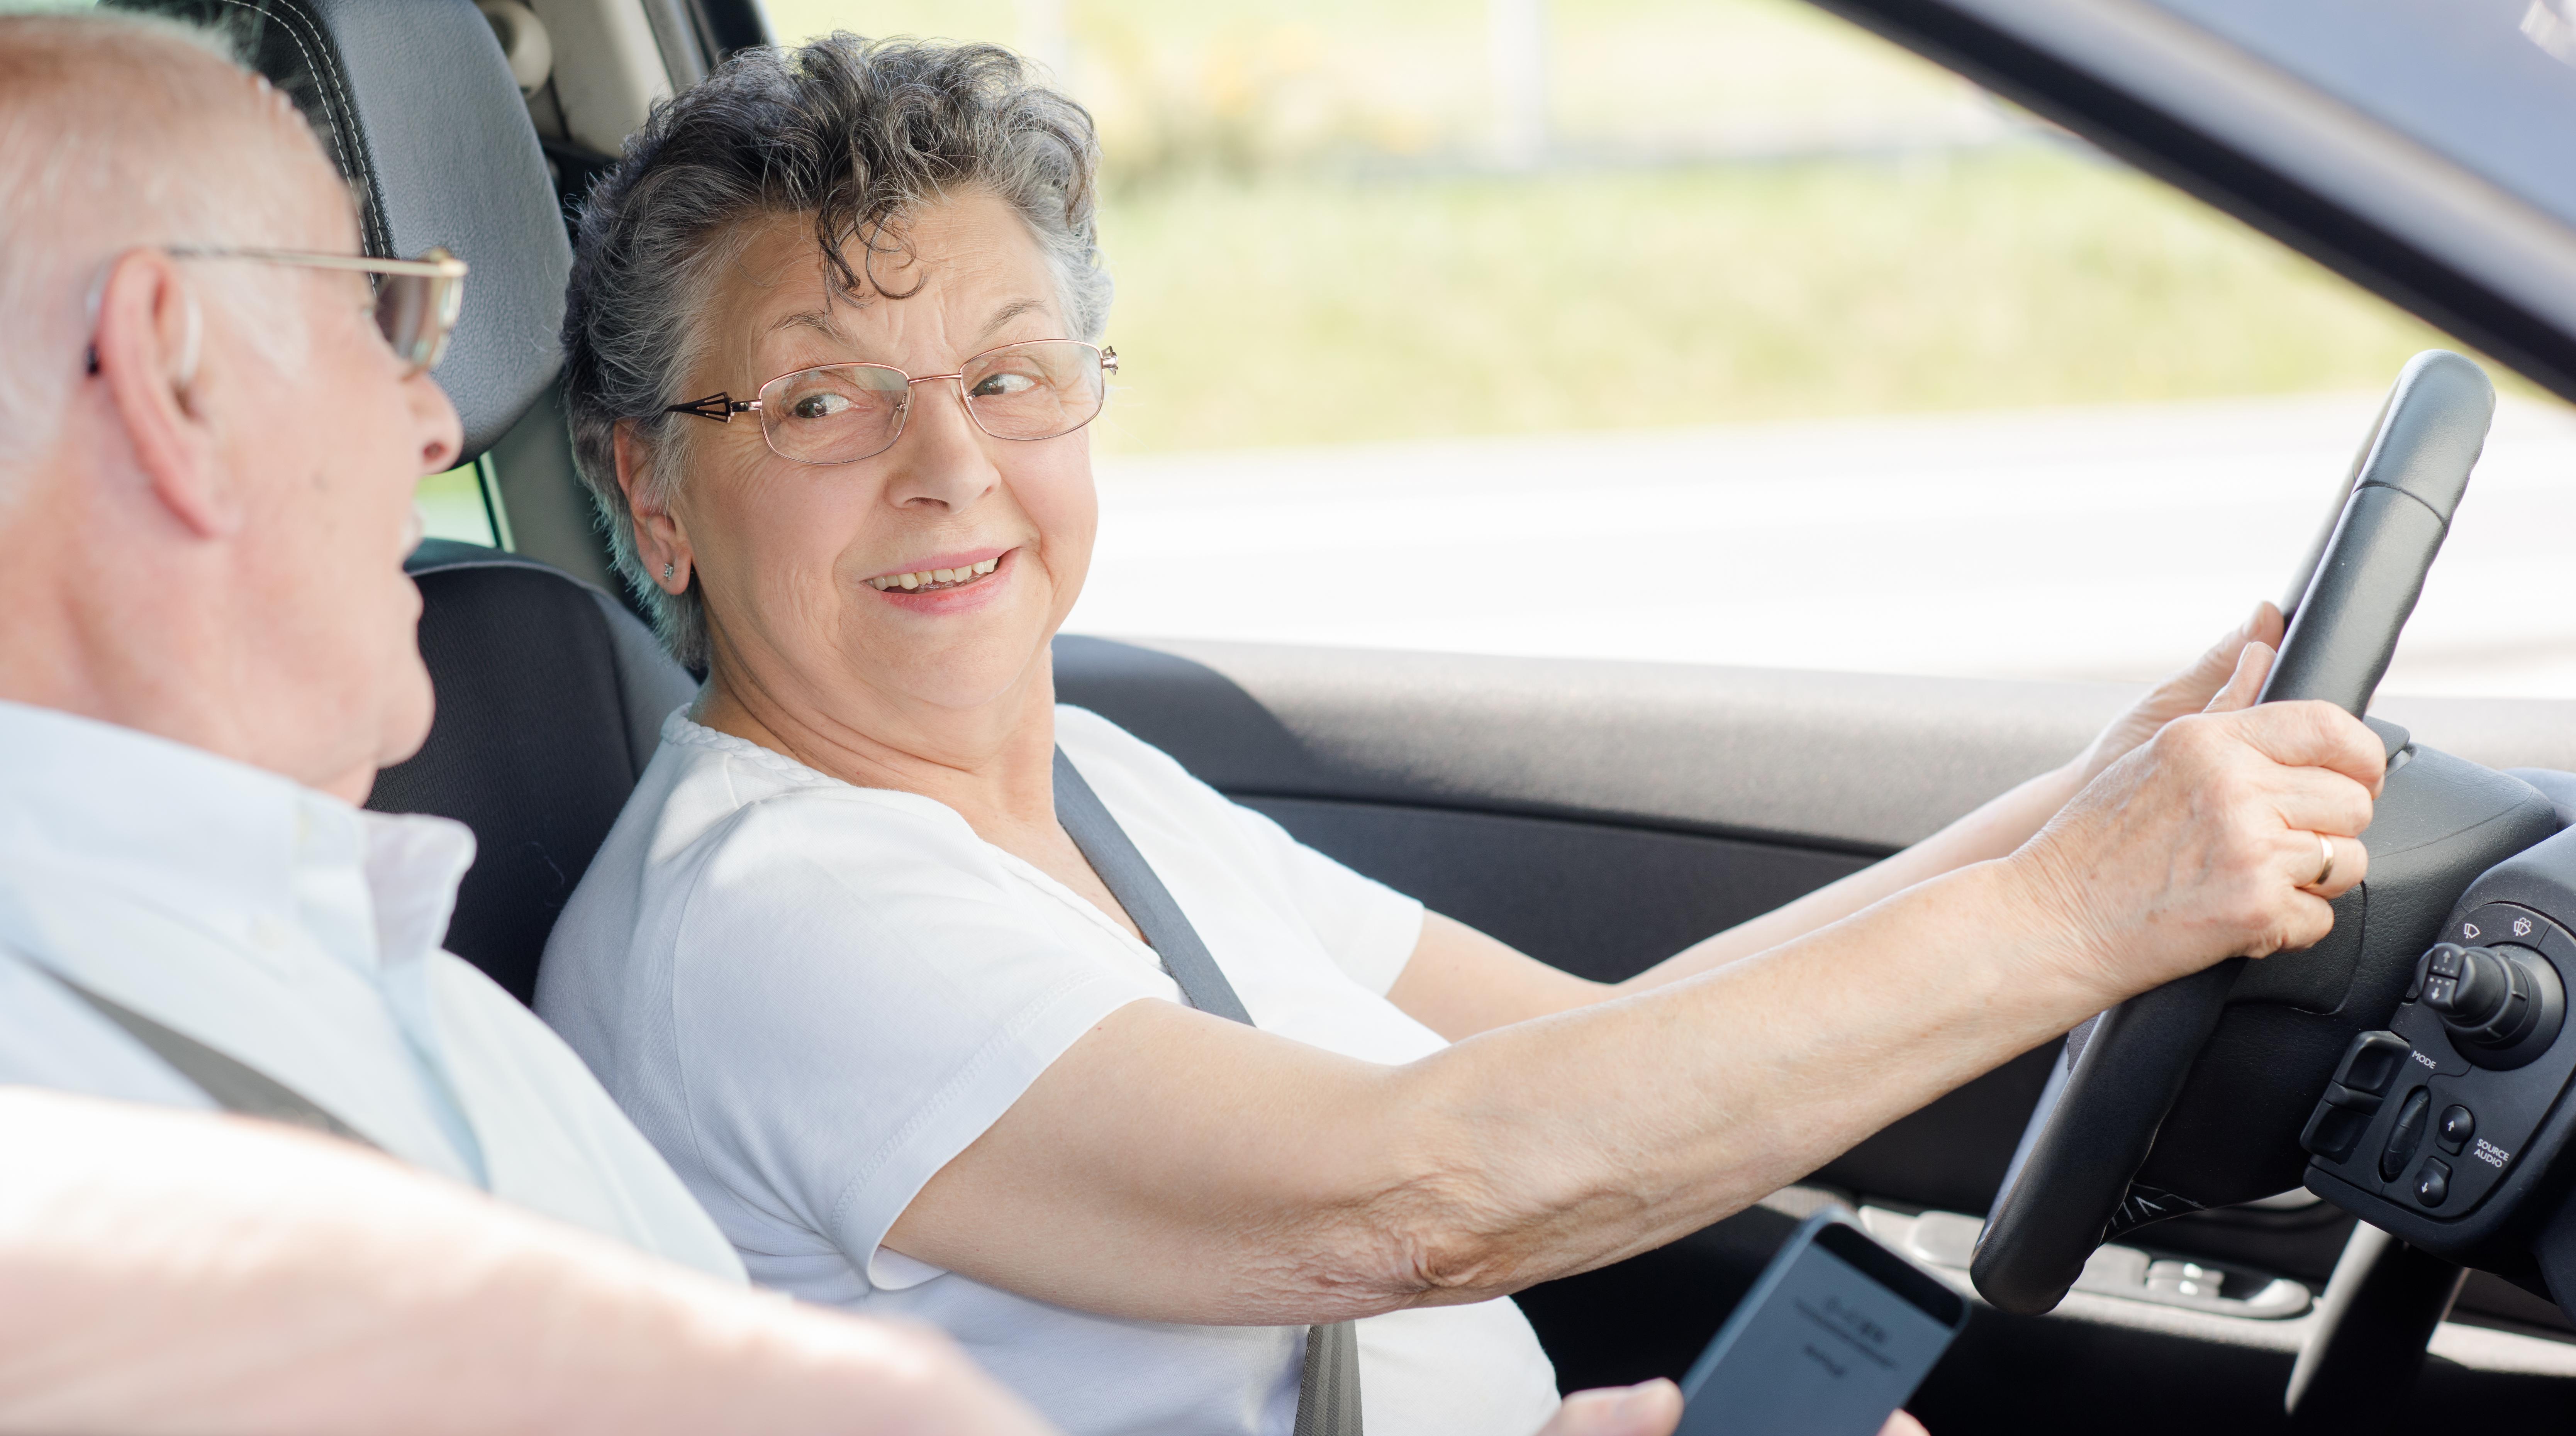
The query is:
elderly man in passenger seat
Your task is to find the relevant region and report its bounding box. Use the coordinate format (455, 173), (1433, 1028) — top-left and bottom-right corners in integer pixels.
(0, 5), (733, 1282)
(0, 16), (1677, 1436)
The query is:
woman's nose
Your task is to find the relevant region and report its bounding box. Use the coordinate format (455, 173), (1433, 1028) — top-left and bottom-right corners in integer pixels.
(881, 379), (1000, 511)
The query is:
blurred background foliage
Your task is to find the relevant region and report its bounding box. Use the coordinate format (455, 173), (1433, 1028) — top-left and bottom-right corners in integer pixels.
(757, 0), (2461, 454)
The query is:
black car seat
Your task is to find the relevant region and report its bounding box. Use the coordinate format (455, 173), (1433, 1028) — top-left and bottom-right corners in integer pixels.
(109, 0), (694, 1002)
(376, 544), (692, 1002)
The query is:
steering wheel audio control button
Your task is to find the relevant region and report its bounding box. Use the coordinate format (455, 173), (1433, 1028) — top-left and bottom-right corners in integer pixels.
(2437, 1104), (2475, 1154)
(2303, 1031), (2419, 1166)
(2379, 1088), (2434, 1181)
(2330, 1030), (2414, 1103)
(2415, 1158), (2452, 1208)
(2301, 1103), (2372, 1163)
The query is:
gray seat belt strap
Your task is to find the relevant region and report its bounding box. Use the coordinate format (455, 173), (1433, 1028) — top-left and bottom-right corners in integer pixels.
(1052, 748), (1363, 1436)
(1293, 1319), (1365, 1436)
(44, 969), (382, 1151)
(1052, 747), (1253, 1025)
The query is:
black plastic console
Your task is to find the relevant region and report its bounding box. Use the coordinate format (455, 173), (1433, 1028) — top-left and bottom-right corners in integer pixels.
(2306, 823), (2576, 1299)
(2129, 739), (2555, 1211)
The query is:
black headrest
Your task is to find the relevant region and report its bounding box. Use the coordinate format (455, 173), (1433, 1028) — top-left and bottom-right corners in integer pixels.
(368, 540), (695, 1003)
(107, 0), (572, 457)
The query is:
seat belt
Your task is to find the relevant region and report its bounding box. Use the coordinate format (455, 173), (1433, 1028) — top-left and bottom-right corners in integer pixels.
(43, 969), (382, 1152)
(1052, 748), (1364, 1436)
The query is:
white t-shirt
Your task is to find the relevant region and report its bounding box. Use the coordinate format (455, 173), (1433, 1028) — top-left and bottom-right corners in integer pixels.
(537, 705), (1560, 1436)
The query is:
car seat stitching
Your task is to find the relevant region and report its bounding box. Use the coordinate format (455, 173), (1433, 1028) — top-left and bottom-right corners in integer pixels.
(194, 0), (390, 258)
(276, 3), (388, 257)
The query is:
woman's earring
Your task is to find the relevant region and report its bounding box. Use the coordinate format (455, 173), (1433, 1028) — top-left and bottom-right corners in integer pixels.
(662, 562), (675, 581)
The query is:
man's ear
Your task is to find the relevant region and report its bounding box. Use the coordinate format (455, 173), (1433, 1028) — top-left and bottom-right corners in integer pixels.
(93, 250), (239, 538)
(615, 422), (692, 593)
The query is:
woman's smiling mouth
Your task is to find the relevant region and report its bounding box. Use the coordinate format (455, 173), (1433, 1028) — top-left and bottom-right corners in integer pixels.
(866, 553), (1004, 593)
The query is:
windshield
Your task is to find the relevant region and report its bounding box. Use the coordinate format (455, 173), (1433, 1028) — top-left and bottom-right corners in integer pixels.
(2155, 0), (2576, 234)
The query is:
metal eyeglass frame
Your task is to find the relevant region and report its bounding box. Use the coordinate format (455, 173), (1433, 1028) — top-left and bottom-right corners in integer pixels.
(664, 340), (1119, 466)
(164, 246), (469, 376)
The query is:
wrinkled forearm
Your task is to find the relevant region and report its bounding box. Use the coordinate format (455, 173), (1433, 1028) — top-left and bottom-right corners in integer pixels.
(1360, 857), (2099, 1308)
(0, 1089), (1046, 1436)
(1385, 762), (2091, 1043)
(908, 858), (2102, 1325)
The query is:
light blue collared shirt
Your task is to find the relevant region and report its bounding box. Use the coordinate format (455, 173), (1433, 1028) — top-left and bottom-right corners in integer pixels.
(0, 699), (743, 1280)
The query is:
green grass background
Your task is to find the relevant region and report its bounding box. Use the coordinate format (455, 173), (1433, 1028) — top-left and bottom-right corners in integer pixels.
(1084, 156), (2454, 453)
(748, 0), (2465, 456)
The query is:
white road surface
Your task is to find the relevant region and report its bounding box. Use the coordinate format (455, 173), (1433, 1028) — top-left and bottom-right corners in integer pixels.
(1069, 390), (2576, 699)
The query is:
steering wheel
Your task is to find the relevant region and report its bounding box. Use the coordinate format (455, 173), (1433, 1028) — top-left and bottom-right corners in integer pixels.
(1971, 351), (2523, 1314)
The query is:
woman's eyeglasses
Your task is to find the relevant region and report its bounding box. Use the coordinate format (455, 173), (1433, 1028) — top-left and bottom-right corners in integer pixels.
(165, 246), (469, 376)
(665, 340), (1118, 466)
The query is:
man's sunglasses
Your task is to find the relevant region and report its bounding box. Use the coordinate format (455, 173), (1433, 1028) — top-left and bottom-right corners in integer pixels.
(164, 246), (469, 377)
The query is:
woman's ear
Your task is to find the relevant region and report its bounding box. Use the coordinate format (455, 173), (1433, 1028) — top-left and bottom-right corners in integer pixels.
(95, 250), (238, 537)
(615, 421), (691, 593)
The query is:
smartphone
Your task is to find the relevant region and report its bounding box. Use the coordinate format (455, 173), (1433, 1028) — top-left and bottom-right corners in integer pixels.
(1675, 1210), (1969, 1436)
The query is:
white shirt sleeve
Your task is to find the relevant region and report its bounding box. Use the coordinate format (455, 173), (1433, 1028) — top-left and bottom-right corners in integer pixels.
(663, 787), (1167, 1290)
(1214, 801), (1425, 997)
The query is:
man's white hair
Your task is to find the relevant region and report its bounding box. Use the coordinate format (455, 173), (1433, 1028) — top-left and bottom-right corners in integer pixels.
(0, 11), (322, 482)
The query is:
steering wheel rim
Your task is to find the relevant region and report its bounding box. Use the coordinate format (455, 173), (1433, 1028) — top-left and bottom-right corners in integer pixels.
(1969, 350), (2498, 1316)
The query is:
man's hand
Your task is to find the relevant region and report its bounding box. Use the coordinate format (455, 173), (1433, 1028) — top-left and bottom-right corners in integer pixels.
(2071, 601), (2288, 789)
(2013, 637), (2383, 1005)
(1536, 1382), (1925, 1436)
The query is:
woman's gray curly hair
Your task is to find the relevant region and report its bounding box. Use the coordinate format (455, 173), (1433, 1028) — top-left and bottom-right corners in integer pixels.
(560, 35), (1111, 669)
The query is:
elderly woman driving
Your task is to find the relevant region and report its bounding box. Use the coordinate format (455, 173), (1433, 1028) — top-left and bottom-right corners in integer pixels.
(536, 36), (2385, 1436)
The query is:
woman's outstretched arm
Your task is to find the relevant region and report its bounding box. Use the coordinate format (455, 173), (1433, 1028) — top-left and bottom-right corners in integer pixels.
(1387, 605), (2289, 1041)
(890, 688), (2379, 1326)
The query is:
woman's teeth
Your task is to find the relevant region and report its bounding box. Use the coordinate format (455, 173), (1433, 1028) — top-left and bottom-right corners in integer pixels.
(867, 556), (1000, 592)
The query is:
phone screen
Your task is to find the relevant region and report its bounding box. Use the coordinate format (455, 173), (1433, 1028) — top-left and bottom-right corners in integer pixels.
(1675, 1212), (1967, 1436)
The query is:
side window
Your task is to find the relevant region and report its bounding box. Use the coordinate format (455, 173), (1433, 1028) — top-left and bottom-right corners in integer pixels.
(415, 456), (505, 549)
(772, 0), (2573, 699)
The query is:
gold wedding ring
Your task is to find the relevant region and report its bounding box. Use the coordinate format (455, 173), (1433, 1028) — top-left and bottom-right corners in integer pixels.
(2314, 831), (2337, 888)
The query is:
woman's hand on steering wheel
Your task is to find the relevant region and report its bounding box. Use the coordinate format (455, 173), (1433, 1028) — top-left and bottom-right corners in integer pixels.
(2071, 601), (2291, 790)
(2011, 637), (2384, 1005)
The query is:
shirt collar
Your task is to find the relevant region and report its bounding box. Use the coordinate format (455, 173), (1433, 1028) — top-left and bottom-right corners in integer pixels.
(358, 805), (475, 968)
(0, 700), (475, 973)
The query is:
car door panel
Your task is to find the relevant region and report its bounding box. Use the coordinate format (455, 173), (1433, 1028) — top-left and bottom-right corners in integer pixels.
(1237, 797), (1871, 983)
(1050, 635), (2127, 852)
